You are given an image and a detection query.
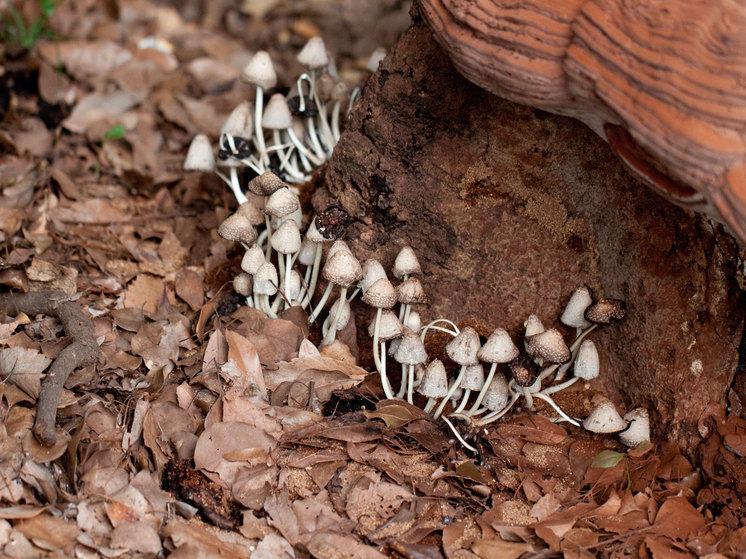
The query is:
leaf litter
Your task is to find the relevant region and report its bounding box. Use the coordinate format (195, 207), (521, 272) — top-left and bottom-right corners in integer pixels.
(0, 0), (745, 557)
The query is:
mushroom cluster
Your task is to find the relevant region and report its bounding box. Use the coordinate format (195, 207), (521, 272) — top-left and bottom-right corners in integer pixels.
(184, 37), (371, 188)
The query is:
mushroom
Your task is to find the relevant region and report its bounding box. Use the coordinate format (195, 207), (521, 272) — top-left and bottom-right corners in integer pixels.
(393, 328), (428, 404)
(217, 213), (257, 247)
(392, 246), (422, 280)
(433, 326), (481, 419)
(420, 359), (449, 413)
(260, 94), (306, 180)
(396, 276), (426, 325)
(508, 354), (540, 410)
(253, 262), (279, 318)
(310, 249), (362, 339)
(619, 408), (650, 447)
(453, 363), (485, 413)
(542, 338), (600, 395)
(525, 328), (570, 366)
(269, 219), (301, 303)
(240, 50), (277, 167)
(560, 286), (593, 335)
(367, 309), (403, 399)
(582, 400), (627, 434)
(469, 327), (519, 413)
(184, 134), (215, 173)
(362, 277), (398, 393)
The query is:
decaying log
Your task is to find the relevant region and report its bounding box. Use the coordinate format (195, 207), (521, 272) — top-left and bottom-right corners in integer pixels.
(420, 0), (746, 243)
(315, 13), (744, 448)
(0, 291), (99, 446)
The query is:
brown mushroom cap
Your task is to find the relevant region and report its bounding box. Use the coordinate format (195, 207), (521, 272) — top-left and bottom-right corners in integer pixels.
(270, 220), (301, 254)
(217, 213), (257, 244)
(525, 328), (570, 364)
(584, 298), (627, 324)
(322, 250), (363, 288)
(396, 277), (427, 305)
(509, 355), (539, 387)
(394, 329), (428, 365)
(482, 373), (510, 411)
(368, 310), (404, 341)
(418, 359), (449, 398)
(392, 246), (421, 278)
(362, 278), (397, 309)
(236, 201), (265, 227)
(445, 326), (481, 366)
(264, 187), (300, 218)
(247, 171), (285, 197)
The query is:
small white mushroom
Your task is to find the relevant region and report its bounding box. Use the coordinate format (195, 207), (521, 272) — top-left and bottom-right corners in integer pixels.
(619, 408), (650, 447)
(582, 400), (628, 434)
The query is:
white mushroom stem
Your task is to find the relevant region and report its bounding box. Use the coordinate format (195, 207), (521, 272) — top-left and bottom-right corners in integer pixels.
(474, 391), (521, 426)
(522, 386), (534, 409)
(406, 364), (415, 404)
(379, 340), (395, 399)
(433, 365), (468, 419)
(442, 416), (478, 453)
(306, 116), (327, 161)
(216, 167), (249, 205)
(255, 229), (268, 251)
(264, 213), (273, 260)
(423, 397), (438, 414)
(283, 253), (293, 303)
(320, 286), (348, 346)
(254, 87), (268, 166)
(468, 362), (498, 414)
(396, 364), (408, 399)
(308, 281), (334, 323)
(420, 318), (460, 341)
(541, 375), (580, 395)
(286, 127), (324, 167)
(259, 293), (276, 318)
(532, 392), (581, 426)
(308, 70), (336, 154)
(453, 390), (471, 413)
(347, 287), (361, 302)
(331, 100), (342, 141)
(554, 324), (598, 381)
(301, 244), (323, 309)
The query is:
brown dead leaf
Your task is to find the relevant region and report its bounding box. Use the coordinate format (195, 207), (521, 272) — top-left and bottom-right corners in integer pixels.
(0, 346), (50, 398)
(644, 535), (696, 558)
(653, 496), (706, 540)
(175, 268), (204, 311)
(39, 40), (132, 79)
(16, 514), (79, 554)
(110, 520), (162, 554)
(223, 329), (266, 396)
(124, 275), (166, 314)
(495, 414), (568, 445)
(472, 537), (533, 559)
(63, 91), (142, 134)
(363, 402), (427, 429)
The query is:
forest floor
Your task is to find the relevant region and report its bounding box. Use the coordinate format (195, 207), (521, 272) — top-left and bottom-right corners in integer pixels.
(0, 0), (745, 557)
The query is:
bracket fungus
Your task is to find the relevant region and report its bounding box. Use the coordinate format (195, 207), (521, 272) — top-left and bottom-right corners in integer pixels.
(419, 0), (746, 243)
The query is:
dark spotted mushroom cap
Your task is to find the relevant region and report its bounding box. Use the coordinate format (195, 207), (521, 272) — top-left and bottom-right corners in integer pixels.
(584, 298), (627, 324)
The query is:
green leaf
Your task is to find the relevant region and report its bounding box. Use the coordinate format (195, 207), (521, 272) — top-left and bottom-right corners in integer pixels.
(591, 449), (625, 469)
(104, 125), (126, 140)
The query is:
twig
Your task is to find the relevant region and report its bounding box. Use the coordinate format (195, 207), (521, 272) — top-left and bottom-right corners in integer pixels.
(0, 290), (100, 446)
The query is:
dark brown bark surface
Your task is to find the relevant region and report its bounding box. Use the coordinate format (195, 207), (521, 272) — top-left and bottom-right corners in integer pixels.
(314, 11), (745, 447)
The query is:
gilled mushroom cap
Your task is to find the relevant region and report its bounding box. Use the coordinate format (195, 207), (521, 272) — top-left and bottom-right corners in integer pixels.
(524, 314), (545, 338)
(247, 171), (285, 197)
(574, 339), (600, 380)
(236, 201), (265, 227)
(460, 363), (485, 391)
(396, 277), (427, 305)
(240, 50), (277, 90)
(368, 310), (403, 341)
(184, 134), (215, 172)
(305, 219), (326, 243)
(561, 286), (593, 330)
(509, 354), (539, 387)
(322, 250), (362, 288)
(404, 310), (421, 333)
(362, 278), (397, 309)
(585, 299), (627, 324)
(241, 245), (265, 275)
(326, 240), (351, 261)
(233, 272), (252, 296)
(619, 408), (650, 447)
(270, 219), (301, 254)
(445, 326), (481, 366)
(315, 205), (350, 240)
(297, 37), (329, 69)
(262, 94), (293, 130)
(418, 359), (448, 398)
(264, 187), (300, 218)
(221, 101), (252, 139)
(525, 328), (570, 364)
(394, 329), (428, 365)
(392, 246), (421, 278)
(217, 213), (257, 244)
(582, 400), (627, 433)
(478, 328), (519, 364)
(367, 47), (387, 72)
(297, 238), (317, 266)
(358, 259), (387, 293)
(253, 262), (279, 296)
(482, 373), (510, 411)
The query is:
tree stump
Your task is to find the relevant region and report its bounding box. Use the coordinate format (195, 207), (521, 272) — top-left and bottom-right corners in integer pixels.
(313, 10), (745, 449)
